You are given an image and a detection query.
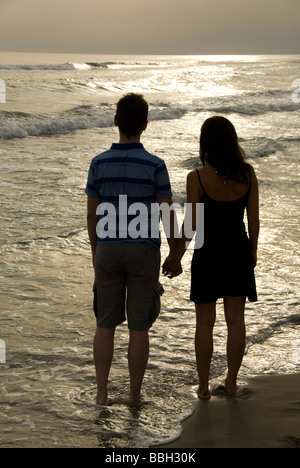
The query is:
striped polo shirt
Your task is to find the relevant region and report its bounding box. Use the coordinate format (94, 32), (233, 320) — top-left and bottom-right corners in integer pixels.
(85, 143), (173, 247)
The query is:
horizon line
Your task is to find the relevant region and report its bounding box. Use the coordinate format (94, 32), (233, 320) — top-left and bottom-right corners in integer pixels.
(0, 49), (299, 56)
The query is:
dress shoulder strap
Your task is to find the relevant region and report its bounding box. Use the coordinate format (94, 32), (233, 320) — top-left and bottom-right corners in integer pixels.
(196, 169), (206, 193)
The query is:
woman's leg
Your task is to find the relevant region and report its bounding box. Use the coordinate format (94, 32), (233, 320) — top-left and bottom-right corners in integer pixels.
(195, 302), (216, 399)
(224, 296), (246, 395)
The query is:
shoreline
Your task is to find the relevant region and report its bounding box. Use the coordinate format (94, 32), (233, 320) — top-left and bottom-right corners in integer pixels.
(157, 373), (300, 449)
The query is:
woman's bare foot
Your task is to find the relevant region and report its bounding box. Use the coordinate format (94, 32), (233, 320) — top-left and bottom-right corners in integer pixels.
(197, 387), (211, 400)
(225, 379), (239, 396)
(129, 392), (144, 407)
(96, 391), (108, 406)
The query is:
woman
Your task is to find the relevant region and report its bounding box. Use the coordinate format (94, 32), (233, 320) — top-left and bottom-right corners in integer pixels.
(164, 116), (259, 400)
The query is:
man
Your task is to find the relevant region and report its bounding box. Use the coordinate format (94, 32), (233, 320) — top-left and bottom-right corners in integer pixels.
(85, 93), (176, 405)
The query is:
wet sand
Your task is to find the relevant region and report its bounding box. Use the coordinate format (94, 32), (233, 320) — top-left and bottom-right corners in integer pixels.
(159, 373), (300, 448)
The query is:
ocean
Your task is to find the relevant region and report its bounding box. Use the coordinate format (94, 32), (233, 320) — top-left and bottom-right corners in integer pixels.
(0, 52), (299, 448)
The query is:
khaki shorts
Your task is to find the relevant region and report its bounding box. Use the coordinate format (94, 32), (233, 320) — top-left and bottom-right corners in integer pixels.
(94, 242), (162, 331)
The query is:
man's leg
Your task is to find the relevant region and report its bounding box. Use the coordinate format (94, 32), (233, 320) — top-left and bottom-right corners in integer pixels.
(94, 244), (126, 405)
(128, 330), (149, 405)
(94, 326), (116, 405)
(125, 243), (160, 404)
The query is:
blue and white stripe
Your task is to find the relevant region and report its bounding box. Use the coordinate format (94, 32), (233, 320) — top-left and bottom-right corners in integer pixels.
(85, 143), (173, 247)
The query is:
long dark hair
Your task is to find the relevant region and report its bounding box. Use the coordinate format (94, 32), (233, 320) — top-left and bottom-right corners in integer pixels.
(200, 116), (250, 183)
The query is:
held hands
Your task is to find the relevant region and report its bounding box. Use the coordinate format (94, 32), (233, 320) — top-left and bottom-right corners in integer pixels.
(162, 255), (183, 279)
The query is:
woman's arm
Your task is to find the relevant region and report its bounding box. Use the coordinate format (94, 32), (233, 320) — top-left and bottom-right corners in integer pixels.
(246, 166), (260, 267)
(163, 170), (202, 277)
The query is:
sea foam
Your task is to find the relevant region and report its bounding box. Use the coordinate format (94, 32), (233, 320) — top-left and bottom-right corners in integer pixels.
(0, 104), (187, 140)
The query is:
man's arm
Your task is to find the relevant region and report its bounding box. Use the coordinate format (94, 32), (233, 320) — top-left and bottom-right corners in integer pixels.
(157, 196), (178, 256)
(87, 195), (101, 266)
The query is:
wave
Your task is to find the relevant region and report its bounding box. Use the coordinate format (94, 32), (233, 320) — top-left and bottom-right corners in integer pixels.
(194, 89), (298, 116)
(11, 228), (86, 247)
(0, 106), (109, 139)
(242, 137), (285, 159)
(242, 135), (300, 158)
(0, 103), (187, 139)
(0, 60), (163, 71)
(0, 62), (110, 71)
(182, 136), (299, 167)
(246, 312), (300, 352)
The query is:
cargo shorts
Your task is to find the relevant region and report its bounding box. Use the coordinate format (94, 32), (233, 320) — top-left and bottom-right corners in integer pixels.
(93, 242), (163, 331)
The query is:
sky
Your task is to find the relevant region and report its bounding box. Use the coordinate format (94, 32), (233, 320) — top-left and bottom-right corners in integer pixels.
(0, 0), (299, 55)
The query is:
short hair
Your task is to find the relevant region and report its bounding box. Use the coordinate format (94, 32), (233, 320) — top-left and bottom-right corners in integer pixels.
(116, 93), (148, 139)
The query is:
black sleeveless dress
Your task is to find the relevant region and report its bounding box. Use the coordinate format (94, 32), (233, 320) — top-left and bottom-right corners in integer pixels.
(190, 170), (258, 304)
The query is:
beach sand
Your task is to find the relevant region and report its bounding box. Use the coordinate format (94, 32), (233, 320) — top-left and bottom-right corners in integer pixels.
(159, 374), (300, 448)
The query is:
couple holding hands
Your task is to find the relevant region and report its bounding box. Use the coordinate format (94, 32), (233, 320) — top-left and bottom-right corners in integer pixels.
(86, 93), (259, 404)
